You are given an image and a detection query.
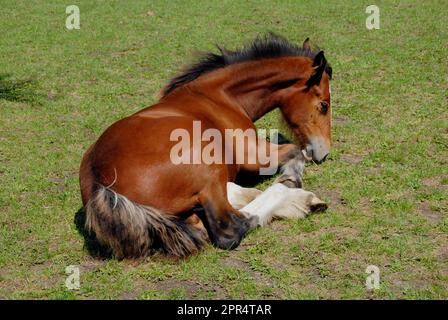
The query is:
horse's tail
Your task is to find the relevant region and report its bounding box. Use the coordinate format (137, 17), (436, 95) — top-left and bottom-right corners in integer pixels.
(84, 185), (207, 259)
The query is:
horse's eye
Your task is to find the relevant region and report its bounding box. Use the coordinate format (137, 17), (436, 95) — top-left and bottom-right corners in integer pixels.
(319, 101), (329, 115)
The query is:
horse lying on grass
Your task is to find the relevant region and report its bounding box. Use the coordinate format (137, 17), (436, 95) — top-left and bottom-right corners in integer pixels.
(80, 34), (332, 259)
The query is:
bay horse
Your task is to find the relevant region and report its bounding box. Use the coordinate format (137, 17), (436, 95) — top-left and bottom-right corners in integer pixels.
(79, 34), (333, 259)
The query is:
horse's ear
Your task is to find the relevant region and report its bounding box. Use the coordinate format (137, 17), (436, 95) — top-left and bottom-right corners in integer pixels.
(306, 51), (327, 88)
(303, 37), (311, 50)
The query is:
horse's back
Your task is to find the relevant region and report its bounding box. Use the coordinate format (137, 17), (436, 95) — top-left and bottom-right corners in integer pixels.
(83, 104), (229, 212)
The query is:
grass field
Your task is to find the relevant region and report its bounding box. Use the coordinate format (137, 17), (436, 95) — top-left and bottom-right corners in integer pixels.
(0, 0), (447, 299)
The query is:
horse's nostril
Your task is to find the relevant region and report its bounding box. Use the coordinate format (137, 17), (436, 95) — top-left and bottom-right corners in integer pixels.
(315, 153), (329, 164)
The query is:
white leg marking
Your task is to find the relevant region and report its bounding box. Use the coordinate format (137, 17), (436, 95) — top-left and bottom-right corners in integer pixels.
(226, 182), (262, 210)
(227, 182), (327, 227)
(274, 189), (316, 219)
(239, 184), (290, 226)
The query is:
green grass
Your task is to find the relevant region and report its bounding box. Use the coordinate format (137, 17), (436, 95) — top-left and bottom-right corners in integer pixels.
(0, 0), (447, 299)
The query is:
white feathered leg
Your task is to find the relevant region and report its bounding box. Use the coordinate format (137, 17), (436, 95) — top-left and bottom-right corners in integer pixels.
(227, 182), (327, 227)
(227, 182), (262, 210)
(238, 184), (291, 226)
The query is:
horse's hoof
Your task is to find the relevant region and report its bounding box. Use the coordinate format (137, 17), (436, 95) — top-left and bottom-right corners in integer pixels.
(310, 198), (328, 213)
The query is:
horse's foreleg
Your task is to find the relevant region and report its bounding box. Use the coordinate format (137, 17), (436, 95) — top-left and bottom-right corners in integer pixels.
(237, 183), (327, 226)
(239, 138), (305, 187)
(273, 146), (307, 188)
(272, 188), (327, 220)
(237, 183), (290, 226)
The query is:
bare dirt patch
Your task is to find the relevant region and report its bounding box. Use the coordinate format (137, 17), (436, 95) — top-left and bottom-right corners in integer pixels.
(436, 246), (448, 278)
(281, 226), (359, 244)
(0, 266), (9, 280)
(269, 220), (288, 232)
(437, 246), (448, 263)
(358, 197), (373, 213)
(340, 154), (364, 164)
(421, 176), (448, 193)
(422, 177), (439, 188)
(222, 256), (248, 269)
(155, 279), (204, 298)
(0, 268), (62, 298)
(418, 201), (442, 223)
(317, 189), (346, 206)
(79, 256), (106, 272)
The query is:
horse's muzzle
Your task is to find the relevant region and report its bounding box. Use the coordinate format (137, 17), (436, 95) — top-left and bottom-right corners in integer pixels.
(305, 137), (330, 164)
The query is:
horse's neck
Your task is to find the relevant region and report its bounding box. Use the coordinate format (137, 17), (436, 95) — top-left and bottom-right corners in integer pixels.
(188, 59), (301, 122)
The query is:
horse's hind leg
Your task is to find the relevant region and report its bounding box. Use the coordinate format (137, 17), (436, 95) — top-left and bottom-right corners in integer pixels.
(197, 181), (258, 250)
(226, 182), (262, 210)
(183, 183), (259, 247)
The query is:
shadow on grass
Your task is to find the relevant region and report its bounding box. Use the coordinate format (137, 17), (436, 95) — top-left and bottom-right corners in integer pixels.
(0, 73), (43, 105)
(74, 207), (113, 259)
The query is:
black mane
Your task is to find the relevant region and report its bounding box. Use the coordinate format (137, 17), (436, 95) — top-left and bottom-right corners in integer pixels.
(163, 33), (332, 96)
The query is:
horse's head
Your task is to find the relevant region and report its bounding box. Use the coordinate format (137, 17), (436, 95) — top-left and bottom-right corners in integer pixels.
(276, 39), (332, 164)
(163, 34), (332, 163)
